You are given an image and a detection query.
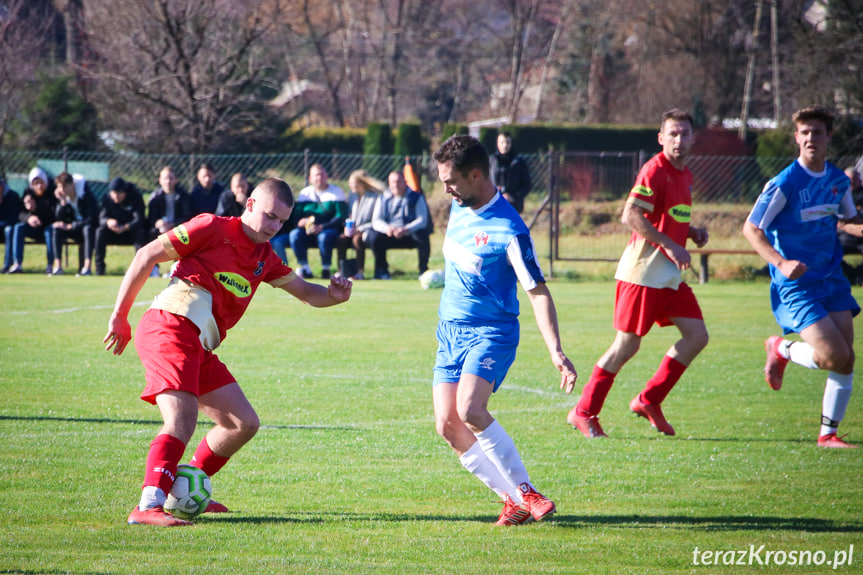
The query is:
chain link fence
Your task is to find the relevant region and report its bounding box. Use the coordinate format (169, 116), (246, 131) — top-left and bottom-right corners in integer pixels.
(2, 148), (858, 273)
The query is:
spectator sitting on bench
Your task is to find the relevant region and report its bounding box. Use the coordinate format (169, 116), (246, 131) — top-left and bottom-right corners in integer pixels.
(94, 177), (146, 276)
(7, 167), (56, 274)
(216, 172), (251, 218)
(334, 169), (383, 280)
(147, 166), (192, 278)
(189, 162), (225, 216)
(1, 176), (22, 273)
(837, 166), (863, 284)
(288, 164), (348, 279)
(50, 172), (98, 276)
(367, 170), (430, 280)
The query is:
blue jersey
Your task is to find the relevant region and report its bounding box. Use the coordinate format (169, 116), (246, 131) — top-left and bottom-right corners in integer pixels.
(439, 192), (544, 324)
(747, 159), (853, 284)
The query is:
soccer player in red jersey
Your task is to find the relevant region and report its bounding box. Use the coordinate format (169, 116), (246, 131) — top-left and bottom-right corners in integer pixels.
(567, 109), (709, 439)
(104, 178), (352, 526)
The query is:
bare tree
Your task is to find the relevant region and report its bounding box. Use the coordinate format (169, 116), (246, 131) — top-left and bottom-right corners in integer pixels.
(0, 0), (54, 152)
(83, 0), (283, 153)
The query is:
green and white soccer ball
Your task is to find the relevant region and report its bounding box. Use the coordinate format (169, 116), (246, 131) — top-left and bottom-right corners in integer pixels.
(164, 464), (212, 520)
(419, 269), (445, 290)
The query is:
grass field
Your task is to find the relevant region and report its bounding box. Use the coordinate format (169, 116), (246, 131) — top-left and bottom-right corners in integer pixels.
(1, 268), (861, 574)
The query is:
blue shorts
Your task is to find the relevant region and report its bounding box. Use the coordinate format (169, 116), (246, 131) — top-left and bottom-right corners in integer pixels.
(771, 268), (860, 334)
(433, 320), (519, 392)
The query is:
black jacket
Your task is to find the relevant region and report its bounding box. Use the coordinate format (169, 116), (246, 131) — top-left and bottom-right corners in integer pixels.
(148, 184), (192, 234)
(54, 189), (98, 231)
(99, 188), (146, 229)
(489, 152), (531, 213)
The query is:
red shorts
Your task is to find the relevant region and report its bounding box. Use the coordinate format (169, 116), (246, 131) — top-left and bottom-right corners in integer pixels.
(134, 309), (236, 405)
(613, 280), (703, 337)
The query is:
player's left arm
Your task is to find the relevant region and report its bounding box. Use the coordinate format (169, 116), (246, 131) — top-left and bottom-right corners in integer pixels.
(526, 283), (578, 394)
(280, 275), (352, 307)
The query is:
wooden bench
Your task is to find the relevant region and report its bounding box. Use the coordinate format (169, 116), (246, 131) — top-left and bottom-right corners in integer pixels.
(690, 249), (758, 284)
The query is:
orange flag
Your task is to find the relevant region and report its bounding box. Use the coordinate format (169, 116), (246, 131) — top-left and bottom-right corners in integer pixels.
(403, 157), (421, 192)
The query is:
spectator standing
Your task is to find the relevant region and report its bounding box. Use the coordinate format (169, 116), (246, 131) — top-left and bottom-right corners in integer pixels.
(94, 178), (147, 276)
(743, 105), (860, 448)
(189, 163), (225, 216)
(367, 171), (431, 279)
(50, 172), (98, 276)
(7, 167), (56, 274)
(288, 164), (348, 279)
(216, 173), (251, 218)
(335, 169), (382, 280)
(1, 176), (22, 273)
(566, 109), (709, 439)
(489, 132), (531, 214)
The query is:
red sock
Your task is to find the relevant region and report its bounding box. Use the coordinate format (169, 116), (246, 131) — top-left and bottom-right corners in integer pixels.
(576, 365), (617, 417)
(190, 436), (230, 477)
(143, 434), (187, 494)
(641, 356), (687, 405)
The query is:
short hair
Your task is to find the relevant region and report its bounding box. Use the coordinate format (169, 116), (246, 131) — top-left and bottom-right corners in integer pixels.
(309, 163), (326, 174)
(198, 162), (214, 173)
(499, 131), (513, 139)
(55, 171), (74, 186)
(661, 108), (694, 130)
(433, 135), (490, 178)
(253, 178), (294, 208)
(792, 106), (834, 132)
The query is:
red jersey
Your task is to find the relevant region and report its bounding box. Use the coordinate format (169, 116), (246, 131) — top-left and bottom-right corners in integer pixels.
(615, 152), (693, 289)
(155, 214), (295, 347)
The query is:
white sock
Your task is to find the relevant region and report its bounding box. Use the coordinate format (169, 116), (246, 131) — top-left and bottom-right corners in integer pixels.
(475, 420), (530, 503)
(458, 441), (517, 499)
(821, 371), (853, 436)
(139, 486), (166, 510)
(786, 341), (818, 369)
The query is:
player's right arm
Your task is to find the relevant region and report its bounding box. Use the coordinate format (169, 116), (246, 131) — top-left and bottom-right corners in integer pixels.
(103, 238), (173, 355)
(742, 220), (807, 280)
(621, 202), (691, 270)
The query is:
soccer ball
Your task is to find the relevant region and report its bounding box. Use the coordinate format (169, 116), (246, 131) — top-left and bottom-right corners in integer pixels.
(419, 269), (445, 290)
(164, 464), (212, 520)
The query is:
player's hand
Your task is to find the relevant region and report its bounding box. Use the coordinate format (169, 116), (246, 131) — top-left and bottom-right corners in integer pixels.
(665, 243), (692, 270)
(103, 313), (132, 356)
(689, 227), (709, 248)
(327, 275), (352, 303)
(553, 352), (578, 394)
(777, 259), (808, 280)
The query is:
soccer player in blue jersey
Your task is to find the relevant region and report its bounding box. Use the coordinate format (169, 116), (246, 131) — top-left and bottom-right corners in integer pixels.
(431, 135), (578, 525)
(743, 106), (862, 448)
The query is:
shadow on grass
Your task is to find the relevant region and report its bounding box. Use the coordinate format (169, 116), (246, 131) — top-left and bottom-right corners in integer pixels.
(0, 414), (357, 431)
(551, 514), (863, 533)
(203, 511), (861, 532)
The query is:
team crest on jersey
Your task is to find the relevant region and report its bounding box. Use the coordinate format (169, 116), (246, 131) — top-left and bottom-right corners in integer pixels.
(254, 261), (264, 276)
(215, 271), (252, 297)
(479, 357), (496, 370)
(668, 204), (691, 223)
(174, 224), (190, 245)
(474, 231), (489, 247)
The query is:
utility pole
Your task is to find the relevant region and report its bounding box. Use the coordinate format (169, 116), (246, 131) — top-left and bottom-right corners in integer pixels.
(770, 0), (781, 123)
(739, 0), (764, 141)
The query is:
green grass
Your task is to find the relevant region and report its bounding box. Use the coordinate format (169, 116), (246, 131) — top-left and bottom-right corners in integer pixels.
(1, 273), (861, 574)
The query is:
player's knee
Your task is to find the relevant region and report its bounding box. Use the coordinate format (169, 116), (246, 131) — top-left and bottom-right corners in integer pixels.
(689, 328), (709, 353)
(236, 413), (260, 441)
(817, 352), (853, 374)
